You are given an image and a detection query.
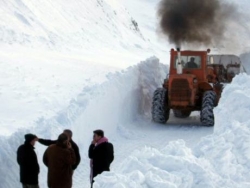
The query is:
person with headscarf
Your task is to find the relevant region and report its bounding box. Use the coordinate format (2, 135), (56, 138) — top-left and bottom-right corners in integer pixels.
(89, 130), (114, 188)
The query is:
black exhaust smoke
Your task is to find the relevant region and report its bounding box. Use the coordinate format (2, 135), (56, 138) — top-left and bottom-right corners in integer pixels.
(158, 0), (236, 47)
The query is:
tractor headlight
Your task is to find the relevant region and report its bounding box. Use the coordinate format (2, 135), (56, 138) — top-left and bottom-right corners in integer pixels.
(193, 78), (198, 84)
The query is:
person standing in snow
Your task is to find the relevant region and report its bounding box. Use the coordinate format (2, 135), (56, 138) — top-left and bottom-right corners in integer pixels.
(17, 134), (40, 188)
(89, 130), (114, 187)
(38, 129), (81, 171)
(43, 133), (76, 188)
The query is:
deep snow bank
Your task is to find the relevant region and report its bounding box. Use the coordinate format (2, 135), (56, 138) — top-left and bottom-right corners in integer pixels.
(94, 73), (250, 188)
(0, 57), (167, 188)
(194, 74), (250, 186)
(240, 52), (250, 74)
(94, 140), (219, 188)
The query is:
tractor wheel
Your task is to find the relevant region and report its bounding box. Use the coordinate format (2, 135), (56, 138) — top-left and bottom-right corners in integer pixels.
(173, 109), (191, 118)
(152, 88), (170, 123)
(200, 91), (216, 126)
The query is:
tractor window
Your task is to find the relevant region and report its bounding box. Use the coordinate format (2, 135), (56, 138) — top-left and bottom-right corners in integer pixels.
(175, 56), (201, 69)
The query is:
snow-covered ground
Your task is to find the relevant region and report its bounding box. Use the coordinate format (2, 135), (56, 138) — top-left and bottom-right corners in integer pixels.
(94, 73), (250, 188)
(2, 57), (249, 188)
(0, 0), (169, 136)
(0, 58), (214, 188)
(1, 0), (250, 188)
(1, 0), (249, 135)
(0, 48), (120, 135)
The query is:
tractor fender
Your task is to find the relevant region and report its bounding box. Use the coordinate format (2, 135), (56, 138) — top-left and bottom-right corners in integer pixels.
(198, 82), (213, 91)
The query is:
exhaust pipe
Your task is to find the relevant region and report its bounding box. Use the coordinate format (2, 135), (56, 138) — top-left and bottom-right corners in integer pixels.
(176, 48), (183, 74)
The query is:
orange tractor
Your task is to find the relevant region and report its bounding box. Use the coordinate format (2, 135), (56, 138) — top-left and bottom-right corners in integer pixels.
(152, 48), (243, 126)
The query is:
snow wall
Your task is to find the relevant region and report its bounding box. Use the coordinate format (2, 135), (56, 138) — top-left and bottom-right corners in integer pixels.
(0, 57), (167, 188)
(240, 52), (250, 74)
(94, 73), (250, 188)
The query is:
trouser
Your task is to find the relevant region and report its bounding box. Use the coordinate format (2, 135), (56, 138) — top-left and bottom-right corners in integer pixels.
(22, 184), (39, 188)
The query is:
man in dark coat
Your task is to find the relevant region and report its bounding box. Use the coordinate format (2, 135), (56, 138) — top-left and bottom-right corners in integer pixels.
(185, 57), (198, 68)
(38, 129), (81, 170)
(43, 133), (76, 188)
(89, 130), (114, 187)
(17, 134), (40, 188)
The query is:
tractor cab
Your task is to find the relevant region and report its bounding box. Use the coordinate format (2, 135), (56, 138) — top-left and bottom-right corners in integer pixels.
(169, 49), (208, 82)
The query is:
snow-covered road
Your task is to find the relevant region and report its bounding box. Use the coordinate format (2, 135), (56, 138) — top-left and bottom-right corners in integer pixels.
(0, 57), (214, 188)
(1, 0), (250, 187)
(93, 73), (250, 188)
(78, 116), (213, 188)
(1, 57), (249, 188)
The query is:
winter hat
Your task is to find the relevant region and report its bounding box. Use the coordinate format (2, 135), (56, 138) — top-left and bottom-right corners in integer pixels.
(25, 134), (37, 143)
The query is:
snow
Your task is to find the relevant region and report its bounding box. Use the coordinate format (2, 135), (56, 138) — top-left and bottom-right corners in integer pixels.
(94, 141), (212, 188)
(240, 52), (250, 74)
(0, 58), (213, 188)
(0, 0), (168, 136)
(1, 0), (249, 136)
(0, 0), (250, 188)
(94, 73), (250, 188)
(0, 0), (141, 50)
(0, 48), (120, 135)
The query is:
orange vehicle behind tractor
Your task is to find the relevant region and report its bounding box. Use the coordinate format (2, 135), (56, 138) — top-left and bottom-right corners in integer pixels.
(152, 48), (243, 126)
